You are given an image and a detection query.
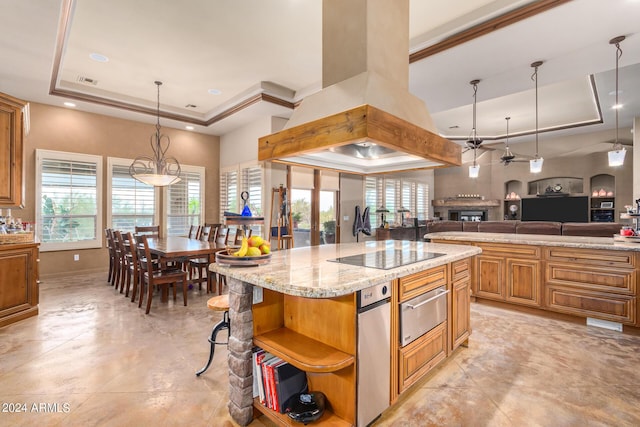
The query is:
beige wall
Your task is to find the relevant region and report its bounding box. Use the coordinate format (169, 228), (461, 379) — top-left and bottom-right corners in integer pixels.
(16, 103), (220, 277)
(435, 136), (633, 221)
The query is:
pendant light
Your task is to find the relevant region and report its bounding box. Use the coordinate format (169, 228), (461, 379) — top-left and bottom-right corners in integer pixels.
(468, 79), (481, 178)
(608, 36), (626, 167)
(529, 61), (544, 173)
(129, 81), (182, 186)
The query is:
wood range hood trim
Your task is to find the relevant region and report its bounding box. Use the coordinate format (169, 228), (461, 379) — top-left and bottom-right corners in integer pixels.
(257, 0), (461, 175)
(258, 104), (461, 174)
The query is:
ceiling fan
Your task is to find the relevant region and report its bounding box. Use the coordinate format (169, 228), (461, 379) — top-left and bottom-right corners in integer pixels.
(499, 117), (530, 166)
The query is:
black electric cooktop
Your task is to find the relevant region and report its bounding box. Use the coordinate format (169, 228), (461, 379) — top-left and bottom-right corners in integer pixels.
(328, 249), (445, 270)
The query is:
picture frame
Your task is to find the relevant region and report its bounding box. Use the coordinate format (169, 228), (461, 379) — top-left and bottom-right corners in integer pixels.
(600, 202), (613, 208)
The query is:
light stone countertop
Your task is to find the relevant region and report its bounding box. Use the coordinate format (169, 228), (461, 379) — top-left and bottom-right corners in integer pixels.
(209, 240), (481, 298)
(425, 232), (640, 251)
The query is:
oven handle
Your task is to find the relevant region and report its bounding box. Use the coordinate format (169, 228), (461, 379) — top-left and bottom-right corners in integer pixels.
(405, 289), (450, 309)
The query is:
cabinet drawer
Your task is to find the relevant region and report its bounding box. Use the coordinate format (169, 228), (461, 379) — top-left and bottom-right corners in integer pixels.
(451, 258), (470, 283)
(399, 265), (447, 302)
(545, 247), (636, 268)
(477, 243), (540, 259)
(545, 285), (636, 325)
(546, 262), (635, 295)
(398, 321), (447, 393)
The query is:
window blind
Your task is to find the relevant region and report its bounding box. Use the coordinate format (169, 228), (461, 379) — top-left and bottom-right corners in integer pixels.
(167, 168), (203, 236)
(36, 150), (102, 251)
(220, 169), (238, 222)
(110, 162), (155, 233)
(241, 165), (263, 216)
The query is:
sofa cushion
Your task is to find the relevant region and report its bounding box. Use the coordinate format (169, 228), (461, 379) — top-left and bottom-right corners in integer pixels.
(561, 222), (621, 237)
(427, 221), (463, 233)
(462, 221), (480, 232)
(478, 221), (518, 233)
(516, 221), (562, 235)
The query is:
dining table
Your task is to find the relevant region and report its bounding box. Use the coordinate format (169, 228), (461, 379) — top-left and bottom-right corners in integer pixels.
(145, 236), (227, 292)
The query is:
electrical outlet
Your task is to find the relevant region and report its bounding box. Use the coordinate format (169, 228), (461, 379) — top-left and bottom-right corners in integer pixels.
(73, 254), (80, 261)
(253, 286), (263, 304)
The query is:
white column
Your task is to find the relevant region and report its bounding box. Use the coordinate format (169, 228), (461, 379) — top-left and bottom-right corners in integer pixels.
(634, 117), (640, 202)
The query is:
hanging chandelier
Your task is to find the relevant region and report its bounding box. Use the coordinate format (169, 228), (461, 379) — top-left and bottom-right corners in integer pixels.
(608, 36), (626, 167)
(529, 61), (544, 174)
(468, 79), (481, 178)
(129, 81), (182, 186)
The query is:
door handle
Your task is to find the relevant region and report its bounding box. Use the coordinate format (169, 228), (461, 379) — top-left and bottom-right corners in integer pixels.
(405, 289), (449, 309)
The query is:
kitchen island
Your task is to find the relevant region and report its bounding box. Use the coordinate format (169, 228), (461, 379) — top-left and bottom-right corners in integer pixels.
(209, 240), (481, 426)
(426, 232), (640, 330)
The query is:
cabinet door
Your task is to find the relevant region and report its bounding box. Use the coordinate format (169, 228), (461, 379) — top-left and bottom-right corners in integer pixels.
(475, 255), (505, 300)
(398, 321), (447, 393)
(506, 258), (541, 307)
(0, 245), (38, 327)
(451, 277), (471, 351)
(0, 92), (26, 207)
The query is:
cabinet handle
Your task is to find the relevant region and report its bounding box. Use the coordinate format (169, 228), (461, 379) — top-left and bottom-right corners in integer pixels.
(405, 289), (449, 309)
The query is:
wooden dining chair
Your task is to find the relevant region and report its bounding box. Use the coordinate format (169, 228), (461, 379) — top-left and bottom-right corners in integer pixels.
(188, 225), (215, 290)
(109, 229), (123, 288)
(137, 235), (188, 314)
(113, 230), (130, 294)
(135, 225), (160, 238)
(105, 228), (117, 284)
(188, 225), (201, 240)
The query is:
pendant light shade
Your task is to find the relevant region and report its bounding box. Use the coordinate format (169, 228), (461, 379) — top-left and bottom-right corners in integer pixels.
(529, 61), (543, 174)
(468, 79), (481, 178)
(608, 35), (626, 167)
(130, 81), (182, 186)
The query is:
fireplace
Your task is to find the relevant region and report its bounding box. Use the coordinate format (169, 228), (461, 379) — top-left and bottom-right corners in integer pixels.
(448, 210), (487, 221)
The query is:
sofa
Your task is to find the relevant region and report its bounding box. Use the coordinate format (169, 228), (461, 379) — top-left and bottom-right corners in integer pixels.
(425, 220), (621, 238)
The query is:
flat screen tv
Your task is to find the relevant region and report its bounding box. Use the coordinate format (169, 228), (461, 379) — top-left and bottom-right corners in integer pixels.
(521, 196), (589, 223)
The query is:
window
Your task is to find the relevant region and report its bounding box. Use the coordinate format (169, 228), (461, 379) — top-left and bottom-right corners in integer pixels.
(365, 176), (429, 228)
(165, 165), (205, 236)
(107, 157), (157, 234)
(36, 150), (102, 251)
(220, 167), (238, 222)
(365, 176), (383, 229)
(220, 163), (263, 222)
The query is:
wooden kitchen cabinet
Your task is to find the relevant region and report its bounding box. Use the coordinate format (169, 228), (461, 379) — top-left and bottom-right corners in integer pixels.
(475, 243), (541, 307)
(0, 242), (39, 327)
(398, 321), (447, 393)
(0, 91), (26, 207)
(450, 259), (471, 351)
(544, 247), (637, 324)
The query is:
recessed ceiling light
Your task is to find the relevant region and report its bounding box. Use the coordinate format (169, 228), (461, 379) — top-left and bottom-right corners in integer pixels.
(185, 125), (194, 131)
(208, 89), (221, 95)
(64, 102), (76, 107)
(89, 53), (109, 62)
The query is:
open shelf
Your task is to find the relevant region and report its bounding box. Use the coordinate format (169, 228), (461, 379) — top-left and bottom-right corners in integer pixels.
(253, 398), (351, 427)
(253, 327), (355, 373)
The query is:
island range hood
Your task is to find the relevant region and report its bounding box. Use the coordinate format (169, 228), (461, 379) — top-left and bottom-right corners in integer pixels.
(258, 0), (461, 174)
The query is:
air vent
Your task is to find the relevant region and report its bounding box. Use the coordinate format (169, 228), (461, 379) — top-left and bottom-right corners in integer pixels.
(185, 104), (197, 108)
(77, 76), (98, 85)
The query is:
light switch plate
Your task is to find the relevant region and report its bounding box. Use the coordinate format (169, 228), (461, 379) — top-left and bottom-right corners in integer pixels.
(343, 215), (349, 221)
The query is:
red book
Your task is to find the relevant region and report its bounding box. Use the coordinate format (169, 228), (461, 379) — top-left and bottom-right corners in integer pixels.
(269, 359), (287, 411)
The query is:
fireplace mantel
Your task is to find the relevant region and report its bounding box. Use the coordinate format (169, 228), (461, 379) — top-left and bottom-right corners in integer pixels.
(432, 199), (501, 208)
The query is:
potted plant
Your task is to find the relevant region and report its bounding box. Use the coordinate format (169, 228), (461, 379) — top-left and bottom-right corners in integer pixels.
(323, 220), (336, 243)
(292, 212), (302, 230)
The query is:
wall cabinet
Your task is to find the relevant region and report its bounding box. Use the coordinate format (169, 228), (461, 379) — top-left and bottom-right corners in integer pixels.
(0, 242), (39, 327)
(0, 91), (26, 207)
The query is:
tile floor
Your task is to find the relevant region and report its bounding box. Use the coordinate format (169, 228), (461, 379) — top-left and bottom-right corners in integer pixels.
(1, 272), (639, 427)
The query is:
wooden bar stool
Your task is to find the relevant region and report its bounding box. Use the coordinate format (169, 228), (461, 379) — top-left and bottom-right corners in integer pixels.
(195, 294), (230, 376)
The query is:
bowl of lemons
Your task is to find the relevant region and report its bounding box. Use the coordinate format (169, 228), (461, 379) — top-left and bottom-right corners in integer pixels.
(216, 235), (271, 266)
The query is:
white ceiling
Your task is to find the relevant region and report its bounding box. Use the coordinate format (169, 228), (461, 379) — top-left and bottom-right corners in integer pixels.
(1, 0), (639, 155)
